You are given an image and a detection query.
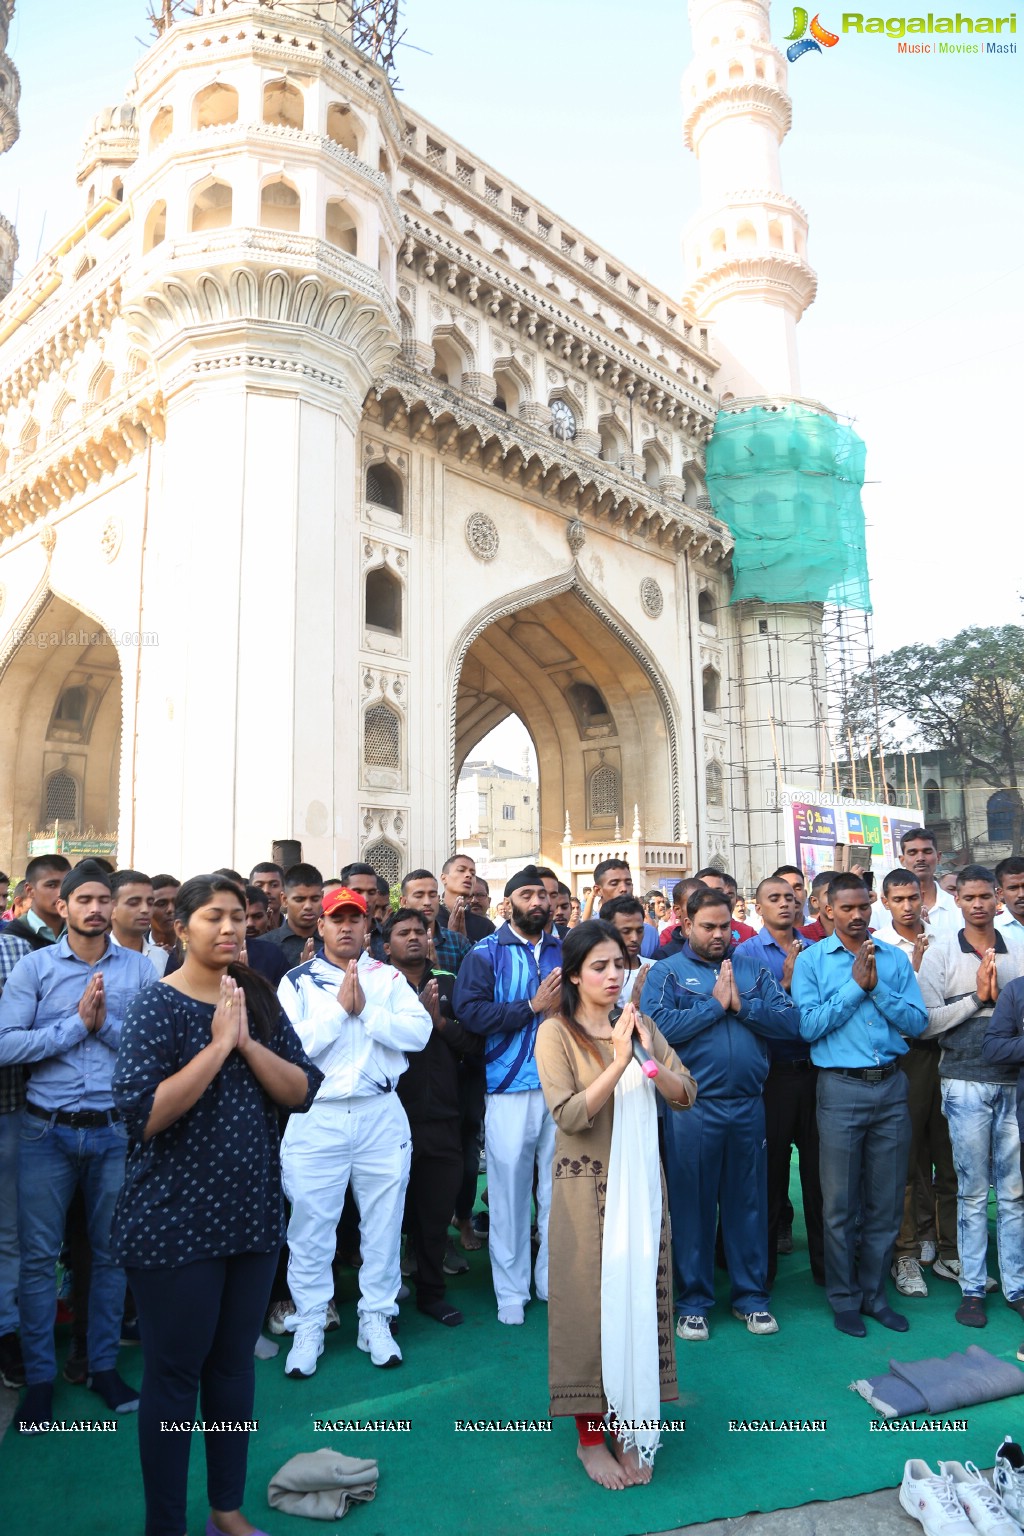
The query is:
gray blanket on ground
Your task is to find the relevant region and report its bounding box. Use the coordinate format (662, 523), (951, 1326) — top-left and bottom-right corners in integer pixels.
(267, 1449), (379, 1520)
(852, 1344), (1024, 1420)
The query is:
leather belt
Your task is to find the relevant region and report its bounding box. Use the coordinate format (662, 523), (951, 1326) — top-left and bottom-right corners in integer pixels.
(26, 1103), (120, 1129)
(771, 1059), (815, 1072)
(824, 1063), (899, 1083)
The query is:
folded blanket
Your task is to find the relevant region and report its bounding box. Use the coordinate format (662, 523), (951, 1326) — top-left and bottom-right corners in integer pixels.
(852, 1345), (1024, 1420)
(268, 1449), (379, 1520)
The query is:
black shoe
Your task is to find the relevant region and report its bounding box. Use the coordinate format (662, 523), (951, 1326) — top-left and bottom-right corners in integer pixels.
(119, 1316), (141, 1346)
(17, 1382), (53, 1432)
(0, 1331), (26, 1389)
(956, 1295), (987, 1328)
(63, 1337), (89, 1386)
(442, 1239), (469, 1276)
(88, 1368), (140, 1414)
(777, 1225), (794, 1256)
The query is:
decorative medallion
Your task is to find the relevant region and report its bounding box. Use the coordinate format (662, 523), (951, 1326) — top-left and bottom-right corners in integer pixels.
(39, 524), (56, 556)
(465, 512), (499, 561)
(640, 577), (663, 618)
(100, 515), (123, 563)
(566, 520), (586, 556)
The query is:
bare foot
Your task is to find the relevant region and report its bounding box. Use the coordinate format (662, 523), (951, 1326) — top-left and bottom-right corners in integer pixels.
(577, 1441), (628, 1489)
(457, 1218), (482, 1252)
(210, 1511), (258, 1536)
(612, 1441), (653, 1485)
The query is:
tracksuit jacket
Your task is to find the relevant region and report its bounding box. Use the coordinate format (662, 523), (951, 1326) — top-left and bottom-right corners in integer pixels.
(453, 924), (562, 1093)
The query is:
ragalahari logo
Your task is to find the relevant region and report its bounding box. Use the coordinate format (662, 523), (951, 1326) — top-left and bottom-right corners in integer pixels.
(785, 8), (841, 58)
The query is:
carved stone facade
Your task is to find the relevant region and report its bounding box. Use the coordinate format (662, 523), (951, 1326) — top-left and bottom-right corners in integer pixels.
(0, 1), (826, 888)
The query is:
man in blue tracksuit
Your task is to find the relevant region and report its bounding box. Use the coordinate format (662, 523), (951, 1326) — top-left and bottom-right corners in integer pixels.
(453, 866), (562, 1326)
(644, 887), (800, 1342)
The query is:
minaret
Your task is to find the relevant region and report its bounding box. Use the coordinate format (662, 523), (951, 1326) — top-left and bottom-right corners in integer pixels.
(0, 0), (20, 298)
(682, 0), (817, 397)
(683, 0), (834, 884)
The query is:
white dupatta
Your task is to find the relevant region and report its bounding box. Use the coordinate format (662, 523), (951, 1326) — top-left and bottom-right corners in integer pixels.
(600, 1055), (662, 1466)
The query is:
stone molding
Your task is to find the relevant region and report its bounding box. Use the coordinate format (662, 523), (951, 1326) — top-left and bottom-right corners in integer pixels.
(447, 570), (683, 846)
(0, 268), (128, 414)
(686, 252), (818, 315)
(684, 81), (793, 150)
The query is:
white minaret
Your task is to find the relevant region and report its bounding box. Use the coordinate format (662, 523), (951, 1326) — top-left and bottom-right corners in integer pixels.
(682, 0), (817, 397)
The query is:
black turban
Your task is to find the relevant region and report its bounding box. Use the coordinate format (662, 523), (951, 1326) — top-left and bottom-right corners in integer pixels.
(60, 860), (113, 902)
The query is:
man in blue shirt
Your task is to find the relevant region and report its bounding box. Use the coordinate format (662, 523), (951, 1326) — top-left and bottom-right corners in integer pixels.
(736, 877), (825, 1290)
(0, 861), (157, 1430)
(643, 888), (800, 1342)
(792, 873), (928, 1337)
(454, 866), (562, 1327)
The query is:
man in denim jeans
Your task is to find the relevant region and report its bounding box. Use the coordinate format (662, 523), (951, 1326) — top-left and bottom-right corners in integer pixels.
(918, 865), (1024, 1329)
(0, 861), (156, 1430)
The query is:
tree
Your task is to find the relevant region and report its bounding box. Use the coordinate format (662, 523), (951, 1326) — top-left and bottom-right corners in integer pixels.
(847, 624), (1024, 854)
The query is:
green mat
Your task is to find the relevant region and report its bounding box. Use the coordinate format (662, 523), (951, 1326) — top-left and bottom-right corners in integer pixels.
(4, 1190), (1024, 1536)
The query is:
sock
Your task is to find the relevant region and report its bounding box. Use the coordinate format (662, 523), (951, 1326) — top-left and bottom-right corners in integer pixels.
(17, 1382), (54, 1432)
(866, 1305), (909, 1332)
(254, 1335), (280, 1358)
(834, 1310), (866, 1337)
(417, 1300), (464, 1327)
(498, 1304), (525, 1326)
(88, 1368), (140, 1413)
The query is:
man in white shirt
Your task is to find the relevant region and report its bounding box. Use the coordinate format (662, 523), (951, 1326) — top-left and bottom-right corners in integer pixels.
(995, 858), (1024, 940)
(109, 870), (168, 978)
(278, 886), (432, 1378)
(900, 827), (962, 935)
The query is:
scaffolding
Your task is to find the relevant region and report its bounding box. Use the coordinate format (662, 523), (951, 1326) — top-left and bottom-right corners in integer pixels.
(147, 1), (407, 82)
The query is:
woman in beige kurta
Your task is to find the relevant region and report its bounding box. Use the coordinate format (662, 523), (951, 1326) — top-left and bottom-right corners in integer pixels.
(536, 920), (696, 1491)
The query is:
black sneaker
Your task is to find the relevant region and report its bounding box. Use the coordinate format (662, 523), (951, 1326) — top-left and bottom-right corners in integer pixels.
(0, 1331), (26, 1389)
(955, 1295), (987, 1328)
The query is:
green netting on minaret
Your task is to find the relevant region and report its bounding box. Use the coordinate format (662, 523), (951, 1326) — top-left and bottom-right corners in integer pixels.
(705, 403), (871, 610)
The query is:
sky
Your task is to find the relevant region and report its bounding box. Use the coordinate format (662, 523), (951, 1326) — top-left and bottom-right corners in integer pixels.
(1, 0), (1020, 777)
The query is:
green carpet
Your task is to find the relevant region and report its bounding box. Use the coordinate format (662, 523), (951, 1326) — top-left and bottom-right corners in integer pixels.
(3, 1191), (1024, 1536)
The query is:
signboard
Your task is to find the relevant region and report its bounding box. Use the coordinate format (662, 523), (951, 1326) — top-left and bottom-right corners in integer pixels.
(780, 786), (921, 885)
(27, 836), (117, 859)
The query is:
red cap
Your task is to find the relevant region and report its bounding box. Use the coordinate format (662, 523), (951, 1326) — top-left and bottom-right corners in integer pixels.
(322, 886), (368, 918)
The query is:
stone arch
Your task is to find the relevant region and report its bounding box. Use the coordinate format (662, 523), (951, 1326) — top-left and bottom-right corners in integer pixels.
(87, 362), (115, 410)
(363, 699), (402, 783)
(924, 777), (941, 819)
(0, 588), (123, 869)
(143, 199), (167, 253)
(710, 227), (726, 256)
(697, 588), (716, 627)
(737, 220), (757, 248)
(449, 572), (682, 856)
(149, 104), (173, 152)
(362, 836), (402, 887)
(430, 322), (474, 389)
(263, 78), (304, 130)
(492, 355), (532, 416)
(49, 390), (75, 440)
(702, 664), (721, 713)
(325, 197), (359, 256)
(260, 175), (301, 233)
(365, 460), (403, 514)
(987, 789), (1016, 844)
(326, 101), (362, 155)
(598, 412), (626, 466)
(768, 219), (784, 250)
(706, 758), (724, 808)
(193, 81), (239, 131)
(189, 176), (233, 233)
(642, 439), (669, 488)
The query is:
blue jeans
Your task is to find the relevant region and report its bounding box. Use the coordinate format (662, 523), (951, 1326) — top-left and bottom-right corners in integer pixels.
(0, 1108), (22, 1334)
(941, 1079), (1024, 1300)
(17, 1112), (127, 1384)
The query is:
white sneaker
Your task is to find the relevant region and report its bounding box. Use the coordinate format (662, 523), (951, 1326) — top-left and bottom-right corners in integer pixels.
(325, 1301), (340, 1333)
(676, 1314), (709, 1341)
(892, 1256), (930, 1297)
(921, 1239), (938, 1265)
(357, 1311), (402, 1368)
(941, 1461), (1023, 1536)
(900, 1459), (976, 1536)
(285, 1323), (324, 1379)
(267, 1299), (297, 1335)
(994, 1441), (1024, 1524)
(732, 1308), (779, 1335)
(934, 1258), (1000, 1293)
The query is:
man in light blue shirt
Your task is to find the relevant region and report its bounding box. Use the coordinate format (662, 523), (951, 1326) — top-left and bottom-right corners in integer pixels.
(792, 873), (927, 1338)
(995, 858), (1024, 940)
(0, 860), (156, 1431)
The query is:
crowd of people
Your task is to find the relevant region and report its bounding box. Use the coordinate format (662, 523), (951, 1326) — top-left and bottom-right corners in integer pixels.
(0, 830), (1023, 1518)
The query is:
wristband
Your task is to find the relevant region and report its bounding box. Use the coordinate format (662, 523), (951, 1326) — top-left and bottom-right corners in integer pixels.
(641, 1060), (659, 1079)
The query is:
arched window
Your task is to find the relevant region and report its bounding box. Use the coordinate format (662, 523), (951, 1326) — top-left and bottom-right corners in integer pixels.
(90, 364), (114, 407)
(702, 665), (721, 713)
(768, 219), (784, 251)
(737, 220), (757, 248)
(19, 418), (39, 459)
(710, 227), (726, 255)
(706, 759), (724, 808)
(589, 763), (620, 820)
(149, 105), (173, 152)
(325, 198), (358, 255)
(143, 200), (167, 253)
(193, 82), (239, 131)
(728, 59), (743, 81)
(364, 702), (401, 770)
(599, 420), (623, 465)
(190, 179), (232, 233)
(111, 177), (124, 204)
(697, 589), (715, 626)
(987, 790), (1017, 844)
(567, 683), (614, 736)
(924, 778), (941, 819)
(365, 567), (402, 636)
(643, 448), (663, 489)
(44, 769), (78, 826)
(260, 177), (300, 233)
(363, 839), (401, 888)
(55, 685), (88, 724)
(365, 463), (402, 513)
(263, 79), (304, 130)
(326, 102), (360, 155)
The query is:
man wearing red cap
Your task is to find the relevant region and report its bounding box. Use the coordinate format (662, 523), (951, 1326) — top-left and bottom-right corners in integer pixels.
(277, 887), (432, 1377)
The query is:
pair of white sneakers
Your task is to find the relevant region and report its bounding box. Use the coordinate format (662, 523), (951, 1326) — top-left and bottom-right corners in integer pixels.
(901, 1444), (1024, 1536)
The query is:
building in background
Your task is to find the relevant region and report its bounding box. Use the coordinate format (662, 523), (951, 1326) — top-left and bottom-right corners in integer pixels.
(0, 0), (863, 891)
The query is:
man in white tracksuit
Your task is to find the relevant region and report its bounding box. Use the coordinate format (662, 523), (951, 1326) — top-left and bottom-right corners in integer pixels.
(278, 885), (431, 1377)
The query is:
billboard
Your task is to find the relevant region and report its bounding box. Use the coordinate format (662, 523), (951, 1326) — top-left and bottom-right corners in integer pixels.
(780, 786), (921, 884)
